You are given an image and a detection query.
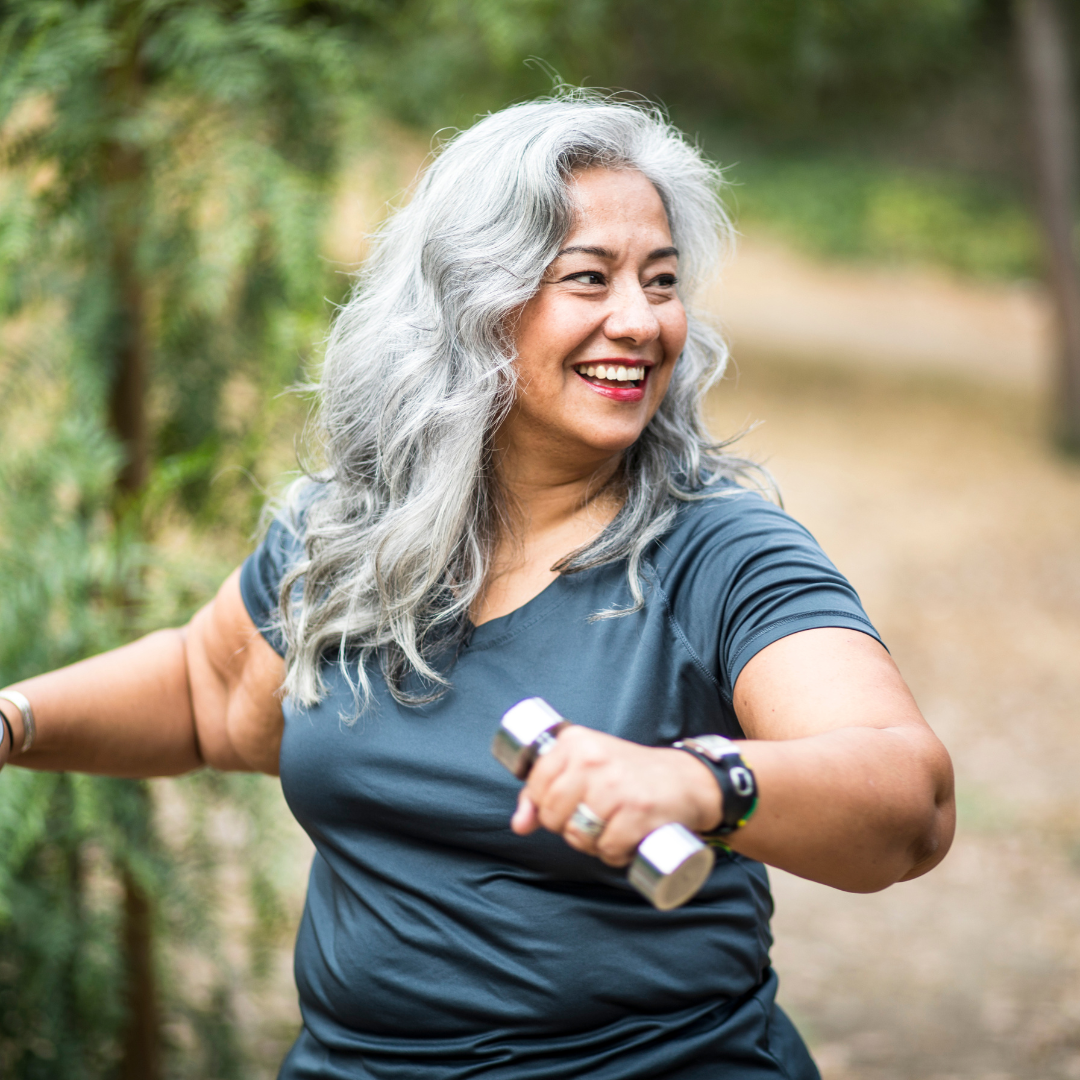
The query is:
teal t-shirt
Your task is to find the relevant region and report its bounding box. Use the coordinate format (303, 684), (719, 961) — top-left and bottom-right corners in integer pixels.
(240, 487), (880, 1079)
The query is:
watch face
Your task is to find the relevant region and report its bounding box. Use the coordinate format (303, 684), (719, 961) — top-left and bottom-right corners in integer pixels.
(684, 734), (737, 762)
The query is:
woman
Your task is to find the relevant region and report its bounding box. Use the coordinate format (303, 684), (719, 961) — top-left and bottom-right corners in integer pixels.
(0, 93), (954, 1078)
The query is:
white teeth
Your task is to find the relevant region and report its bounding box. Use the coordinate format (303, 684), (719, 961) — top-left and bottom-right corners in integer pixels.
(575, 363), (648, 381)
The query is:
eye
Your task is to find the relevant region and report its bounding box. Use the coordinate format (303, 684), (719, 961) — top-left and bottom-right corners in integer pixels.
(648, 273), (679, 289)
(563, 271), (606, 286)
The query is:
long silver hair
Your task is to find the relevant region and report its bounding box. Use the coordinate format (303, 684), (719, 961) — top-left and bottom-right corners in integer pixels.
(277, 90), (755, 709)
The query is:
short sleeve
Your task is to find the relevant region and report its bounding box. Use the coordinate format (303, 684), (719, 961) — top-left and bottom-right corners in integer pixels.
(239, 516), (305, 657)
(656, 492), (882, 702)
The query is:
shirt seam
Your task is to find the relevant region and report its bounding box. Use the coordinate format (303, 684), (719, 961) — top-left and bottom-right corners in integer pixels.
(729, 609), (879, 678)
(651, 579), (723, 695)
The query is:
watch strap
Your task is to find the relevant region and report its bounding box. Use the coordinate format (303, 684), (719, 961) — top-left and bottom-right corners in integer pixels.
(673, 736), (758, 839)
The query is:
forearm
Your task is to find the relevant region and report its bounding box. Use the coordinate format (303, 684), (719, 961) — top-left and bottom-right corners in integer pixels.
(720, 725), (955, 892)
(0, 628), (203, 777)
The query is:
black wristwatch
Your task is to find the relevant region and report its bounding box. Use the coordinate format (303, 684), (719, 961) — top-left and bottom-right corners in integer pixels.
(672, 735), (758, 839)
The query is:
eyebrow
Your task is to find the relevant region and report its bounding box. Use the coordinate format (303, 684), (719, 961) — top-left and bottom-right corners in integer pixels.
(555, 244), (680, 261)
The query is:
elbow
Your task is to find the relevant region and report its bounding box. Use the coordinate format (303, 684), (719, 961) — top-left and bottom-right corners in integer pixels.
(847, 749), (957, 894)
(888, 747), (957, 888)
(898, 778), (956, 884)
(837, 820), (954, 895)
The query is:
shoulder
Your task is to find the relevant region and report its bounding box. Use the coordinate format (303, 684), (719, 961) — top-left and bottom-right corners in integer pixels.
(239, 480), (325, 656)
(645, 484), (880, 700)
(649, 484), (820, 584)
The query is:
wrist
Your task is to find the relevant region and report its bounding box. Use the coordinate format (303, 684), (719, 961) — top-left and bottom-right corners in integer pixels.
(672, 736), (758, 839)
(663, 747), (724, 833)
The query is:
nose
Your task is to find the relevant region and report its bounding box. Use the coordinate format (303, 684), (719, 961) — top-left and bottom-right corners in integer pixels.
(602, 281), (661, 346)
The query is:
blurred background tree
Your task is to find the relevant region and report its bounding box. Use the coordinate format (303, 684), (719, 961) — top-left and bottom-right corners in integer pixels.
(1014, 0), (1080, 447)
(0, 1), (365, 1075)
(0, 0), (1076, 1076)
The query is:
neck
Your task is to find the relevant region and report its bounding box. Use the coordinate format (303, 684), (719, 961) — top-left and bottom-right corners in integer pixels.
(471, 433), (625, 626)
(493, 440), (624, 538)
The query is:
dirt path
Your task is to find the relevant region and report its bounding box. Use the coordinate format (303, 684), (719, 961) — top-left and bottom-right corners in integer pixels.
(706, 355), (1080, 1080)
(706, 236), (1052, 390)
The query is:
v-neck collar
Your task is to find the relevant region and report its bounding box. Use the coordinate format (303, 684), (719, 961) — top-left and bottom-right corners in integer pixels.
(463, 572), (576, 652)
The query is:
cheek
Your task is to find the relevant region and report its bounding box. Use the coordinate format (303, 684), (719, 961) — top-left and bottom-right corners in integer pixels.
(662, 309), (689, 359)
(648, 365), (677, 410)
(514, 307), (566, 383)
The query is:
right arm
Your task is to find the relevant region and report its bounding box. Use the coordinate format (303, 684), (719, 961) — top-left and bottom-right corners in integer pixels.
(0, 569), (286, 778)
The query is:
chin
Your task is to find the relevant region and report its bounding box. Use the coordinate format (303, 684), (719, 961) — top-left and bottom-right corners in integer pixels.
(577, 425), (647, 457)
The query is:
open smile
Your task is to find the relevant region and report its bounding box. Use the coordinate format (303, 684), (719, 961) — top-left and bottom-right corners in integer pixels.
(572, 362), (651, 402)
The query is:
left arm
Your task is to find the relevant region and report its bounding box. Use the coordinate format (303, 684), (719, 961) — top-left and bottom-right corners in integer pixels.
(512, 628), (955, 893)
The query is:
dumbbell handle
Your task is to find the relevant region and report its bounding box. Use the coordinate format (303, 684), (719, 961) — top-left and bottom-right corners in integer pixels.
(492, 697), (715, 911)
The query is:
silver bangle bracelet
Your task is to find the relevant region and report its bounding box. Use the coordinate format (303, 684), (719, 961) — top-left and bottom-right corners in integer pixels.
(0, 689), (35, 753)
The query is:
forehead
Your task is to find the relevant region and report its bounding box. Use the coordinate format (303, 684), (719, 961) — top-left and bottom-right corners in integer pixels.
(566, 167), (673, 246)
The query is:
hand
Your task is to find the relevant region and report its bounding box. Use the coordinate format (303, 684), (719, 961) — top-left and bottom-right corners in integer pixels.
(510, 725), (722, 866)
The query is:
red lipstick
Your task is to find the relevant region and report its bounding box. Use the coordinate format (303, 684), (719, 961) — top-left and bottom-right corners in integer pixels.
(574, 362), (652, 403)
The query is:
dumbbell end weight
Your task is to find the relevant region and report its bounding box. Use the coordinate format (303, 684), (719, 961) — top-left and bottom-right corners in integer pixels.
(628, 823), (715, 911)
(491, 696), (567, 778)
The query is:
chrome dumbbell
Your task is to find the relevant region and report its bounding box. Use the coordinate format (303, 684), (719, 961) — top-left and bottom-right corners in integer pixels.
(492, 697), (715, 911)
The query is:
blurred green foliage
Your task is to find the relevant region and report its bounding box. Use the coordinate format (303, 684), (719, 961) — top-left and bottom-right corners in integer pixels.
(727, 156), (1039, 280)
(360, 0), (993, 135)
(0, 259), (308, 1074)
(0, 0), (351, 503)
(0, 0), (350, 1073)
(355, 0), (1035, 282)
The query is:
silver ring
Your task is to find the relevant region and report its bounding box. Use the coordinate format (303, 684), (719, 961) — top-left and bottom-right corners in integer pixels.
(569, 802), (607, 840)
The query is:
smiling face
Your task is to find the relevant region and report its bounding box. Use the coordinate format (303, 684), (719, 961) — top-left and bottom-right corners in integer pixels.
(499, 167), (688, 479)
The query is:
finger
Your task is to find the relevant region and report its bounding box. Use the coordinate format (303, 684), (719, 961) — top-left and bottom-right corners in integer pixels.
(522, 728), (572, 805)
(533, 764), (595, 838)
(511, 791), (541, 835)
(592, 809), (646, 868)
(543, 774), (627, 858)
(562, 802), (612, 855)
(525, 724), (609, 813)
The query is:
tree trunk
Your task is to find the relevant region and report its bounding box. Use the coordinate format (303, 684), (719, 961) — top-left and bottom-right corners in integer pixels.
(108, 238), (160, 1078)
(104, 138), (150, 500)
(104, 22), (161, 1077)
(118, 868), (160, 1080)
(1014, 0), (1080, 450)
(107, 251), (149, 498)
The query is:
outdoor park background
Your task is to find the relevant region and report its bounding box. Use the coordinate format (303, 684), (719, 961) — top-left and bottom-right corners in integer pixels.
(1, 2), (1079, 1078)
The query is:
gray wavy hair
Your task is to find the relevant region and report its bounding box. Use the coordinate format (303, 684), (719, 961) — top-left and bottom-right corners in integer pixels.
(277, 90), (755, 709)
